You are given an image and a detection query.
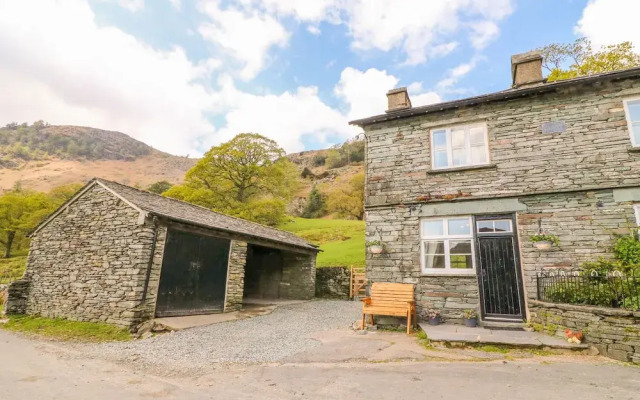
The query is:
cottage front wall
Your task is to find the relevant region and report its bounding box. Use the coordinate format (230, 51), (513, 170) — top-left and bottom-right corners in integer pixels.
(24, 184), (155, 327)
(364, 77), (640, 322)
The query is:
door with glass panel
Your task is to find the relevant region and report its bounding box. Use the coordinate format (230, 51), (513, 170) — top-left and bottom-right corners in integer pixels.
(474, 215), (525, 321)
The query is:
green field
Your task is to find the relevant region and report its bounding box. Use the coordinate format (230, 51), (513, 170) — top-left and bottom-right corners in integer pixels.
(0, 256), (26, 283)
(279, 218), (365, 267)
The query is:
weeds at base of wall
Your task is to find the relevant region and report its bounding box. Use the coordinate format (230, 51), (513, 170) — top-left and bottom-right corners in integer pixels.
(415, 329), (432, 349)
(1, 315), (132, 342)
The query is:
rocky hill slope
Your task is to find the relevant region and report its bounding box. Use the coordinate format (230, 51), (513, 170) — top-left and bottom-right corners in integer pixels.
(0, 124), (196, 191)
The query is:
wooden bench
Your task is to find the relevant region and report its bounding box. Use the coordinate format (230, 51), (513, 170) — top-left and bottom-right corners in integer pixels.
(361, 282), (417, 334)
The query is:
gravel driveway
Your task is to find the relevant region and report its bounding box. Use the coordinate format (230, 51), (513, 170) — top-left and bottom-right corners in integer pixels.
(87, 300), (361, 373)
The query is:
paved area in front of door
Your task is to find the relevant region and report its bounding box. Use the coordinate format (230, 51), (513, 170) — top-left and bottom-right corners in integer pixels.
(421, 323), (589, 349)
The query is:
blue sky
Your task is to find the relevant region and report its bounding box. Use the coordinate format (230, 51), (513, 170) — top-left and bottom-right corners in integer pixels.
(0, 0), (635, 155)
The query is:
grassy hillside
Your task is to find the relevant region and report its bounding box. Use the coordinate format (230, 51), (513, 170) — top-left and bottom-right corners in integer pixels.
(279, 218), (365, 267)
(0, 256), (26, 283)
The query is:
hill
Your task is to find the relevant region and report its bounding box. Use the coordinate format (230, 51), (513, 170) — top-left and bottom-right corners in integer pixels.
(0, 123), (196, 191)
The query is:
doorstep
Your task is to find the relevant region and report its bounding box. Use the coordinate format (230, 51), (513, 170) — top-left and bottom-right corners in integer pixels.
(420, 323), (589, 350)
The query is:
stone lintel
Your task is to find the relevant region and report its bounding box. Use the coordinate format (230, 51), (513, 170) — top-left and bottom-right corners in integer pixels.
(418, 197), (527, 217)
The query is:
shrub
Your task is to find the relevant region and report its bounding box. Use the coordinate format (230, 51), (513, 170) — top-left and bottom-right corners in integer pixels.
(325, 150), (347, 169)
(300, 167), (313, 179)
(613, 230), (640, 267)
(301, 186), (326, 218)
(312, 154), (326, 166)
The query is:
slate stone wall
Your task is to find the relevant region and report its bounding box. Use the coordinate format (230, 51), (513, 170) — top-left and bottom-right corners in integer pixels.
(365, 78), (640, 207)
(226, 240), (247, 311)
(19, 184), (154, 328)
(281, 252), (316, 299)
(315, 267), (350, 299)
(530, 300), (640, 363)
(139, 225), (167, 320)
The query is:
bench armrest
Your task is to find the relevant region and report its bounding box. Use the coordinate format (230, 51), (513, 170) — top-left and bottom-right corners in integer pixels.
(361, 297), (372, 305)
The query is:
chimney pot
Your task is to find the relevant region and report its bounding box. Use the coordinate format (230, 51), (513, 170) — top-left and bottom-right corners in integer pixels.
(511, 50), (544, 88)
(386, 87), (412, 113)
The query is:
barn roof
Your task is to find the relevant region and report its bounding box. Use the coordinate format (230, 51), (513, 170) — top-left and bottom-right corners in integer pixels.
(35, 178), (318, 252)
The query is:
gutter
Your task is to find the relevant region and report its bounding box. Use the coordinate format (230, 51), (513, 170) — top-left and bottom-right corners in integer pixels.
(350, 67), (640, 127)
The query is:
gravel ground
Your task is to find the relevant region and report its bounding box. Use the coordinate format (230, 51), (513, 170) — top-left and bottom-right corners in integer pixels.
(84, 300), (361, 373)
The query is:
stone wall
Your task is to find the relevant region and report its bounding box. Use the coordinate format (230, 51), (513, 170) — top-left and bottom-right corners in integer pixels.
(530, 300), (640, 363)
(5, 279), (30, 314)
(517, 190), (637, 298)
(365, 78), (640, 208)
(139, 224), (167, 320)
(281, 252), (316, 299)
(226, 240), (247, 311)
(18, 184), (155, 328)
(315, 267), (350, 299)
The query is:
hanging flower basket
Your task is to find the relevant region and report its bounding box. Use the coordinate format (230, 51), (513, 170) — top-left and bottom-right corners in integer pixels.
(366, 240), (384, 254)
(530, 234), (559, 251)
(534, 241), (553, 250)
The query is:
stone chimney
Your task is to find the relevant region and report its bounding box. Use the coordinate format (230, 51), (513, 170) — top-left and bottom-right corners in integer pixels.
(386, 87), (412, 113)
(511, 51), (544, 88)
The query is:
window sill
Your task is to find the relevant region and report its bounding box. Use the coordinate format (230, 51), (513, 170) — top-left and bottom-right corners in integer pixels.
(427, 164), (497, 175)
(628, 146), (640, 153)
(421, 271), (477, 277)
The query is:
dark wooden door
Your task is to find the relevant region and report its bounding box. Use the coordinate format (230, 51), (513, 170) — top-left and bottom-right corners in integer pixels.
(475, 215), (525, 321)
(155, 229), (230, 317)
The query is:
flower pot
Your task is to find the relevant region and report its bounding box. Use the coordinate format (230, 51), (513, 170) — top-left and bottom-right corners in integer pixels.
(428, 316), (440, 326)
(534, 241), (552, 250)
(369, 245), (384, 254)
(464, 317), (478, 327)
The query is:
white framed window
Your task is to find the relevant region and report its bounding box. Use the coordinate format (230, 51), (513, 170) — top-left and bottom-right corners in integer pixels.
(623, 98), (640, 147)
(430, 123), (490, 170)
(420, 216), (476, 275)
(635, 204), (640, 226)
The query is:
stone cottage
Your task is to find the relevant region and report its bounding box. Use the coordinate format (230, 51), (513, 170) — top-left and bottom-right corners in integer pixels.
(351, 51), (640, 325)
(6, 178), (318, 328)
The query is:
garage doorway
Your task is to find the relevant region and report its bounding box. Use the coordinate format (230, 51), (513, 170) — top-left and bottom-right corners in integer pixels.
(243, 245), (283, 299)
(155, 229), (230, 317)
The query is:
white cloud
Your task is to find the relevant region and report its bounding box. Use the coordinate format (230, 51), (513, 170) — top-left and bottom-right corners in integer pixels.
(307, 25), (321, 36)
(575, 0), (640, 49)
(469, 21), (499, 50)
(168, 0), (181, 10)
(98, 0), (145, 12)
(210, 76), (355, 152)
(0, 0), (214, 156)
(198, 1), (289, 80)
(335, 67), (441, 119)
(436, 58), (481, 92)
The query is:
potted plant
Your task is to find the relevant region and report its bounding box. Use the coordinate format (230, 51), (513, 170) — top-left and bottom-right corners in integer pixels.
(463, 309), (478, 327)
(427, 309), (441, 325)
(530, 234), (559, 250)
(366, 240), (384, 254)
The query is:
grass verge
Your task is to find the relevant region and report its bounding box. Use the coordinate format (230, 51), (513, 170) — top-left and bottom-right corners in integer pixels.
(0, 256), (27, 283)
(1, 315), (131, 342)
(279, 217), (365, 267)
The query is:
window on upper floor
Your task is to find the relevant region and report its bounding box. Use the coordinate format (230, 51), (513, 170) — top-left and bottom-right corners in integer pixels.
(623, 98), (640, 147)
(420, 216), (475, 275)
(430, 123), (490, 170)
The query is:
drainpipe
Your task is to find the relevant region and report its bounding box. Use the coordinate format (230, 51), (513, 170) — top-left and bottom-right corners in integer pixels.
(140, 215), (159, 305)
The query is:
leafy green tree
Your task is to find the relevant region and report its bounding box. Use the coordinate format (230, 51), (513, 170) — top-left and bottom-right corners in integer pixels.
(0, 190), (54, 258)
(147, 180), (173, 194)
(540, 38), (640, 82)
(325, 149), (347, 169)
(165, 133), (300, 226)
(301, 186), (326, 218)
(326, 172), (364, 220)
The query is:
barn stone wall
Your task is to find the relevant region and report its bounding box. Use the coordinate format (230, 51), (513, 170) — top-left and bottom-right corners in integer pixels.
(226, 240), (247, 311)
(281, 252), (316, 299)
(18, 184), (154, 328)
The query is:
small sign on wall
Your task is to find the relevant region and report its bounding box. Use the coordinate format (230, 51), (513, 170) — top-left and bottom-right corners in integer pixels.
(541, 121), (566, 134)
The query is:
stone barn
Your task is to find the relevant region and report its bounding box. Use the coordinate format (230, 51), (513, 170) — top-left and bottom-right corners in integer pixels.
(6, 178), (318, 328)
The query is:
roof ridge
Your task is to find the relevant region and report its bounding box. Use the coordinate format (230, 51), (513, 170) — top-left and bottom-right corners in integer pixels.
(94, 177), (314, 245)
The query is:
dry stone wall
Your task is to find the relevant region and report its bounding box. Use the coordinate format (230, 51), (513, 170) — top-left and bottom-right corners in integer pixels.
(315, 267), (350, 299)
(530, 300), (640, 363)
(20, 185), (154, 328)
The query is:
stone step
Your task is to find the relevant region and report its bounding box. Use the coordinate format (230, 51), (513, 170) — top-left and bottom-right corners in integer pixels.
(479, 320), (525, 331)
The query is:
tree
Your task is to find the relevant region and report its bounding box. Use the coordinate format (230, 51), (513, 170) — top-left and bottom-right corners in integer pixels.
(164, 133), (300, 226)
(147, 180), (173, 194)
(0, 190), (54, 258)
(326, 172), (364, 220)
(540, 38), (640, 82)
(301, 186), (326, 218)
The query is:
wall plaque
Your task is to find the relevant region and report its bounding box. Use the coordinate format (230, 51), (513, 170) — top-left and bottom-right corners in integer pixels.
(541, 121), (566, 134)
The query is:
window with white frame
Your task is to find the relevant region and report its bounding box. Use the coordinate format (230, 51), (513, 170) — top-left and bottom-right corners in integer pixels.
(635, 204), (640, 226)
(421, 216), (475, 274)
(623, 98), (640, 147)
(431, 123), (490, 170)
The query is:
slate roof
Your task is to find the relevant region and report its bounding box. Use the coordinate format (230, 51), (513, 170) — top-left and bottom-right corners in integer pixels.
(96, 178), (318, 252)
(349, 66), (640, 127)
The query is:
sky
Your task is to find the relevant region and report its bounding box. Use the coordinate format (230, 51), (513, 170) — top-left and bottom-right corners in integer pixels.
(0, 0), (637, 156)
